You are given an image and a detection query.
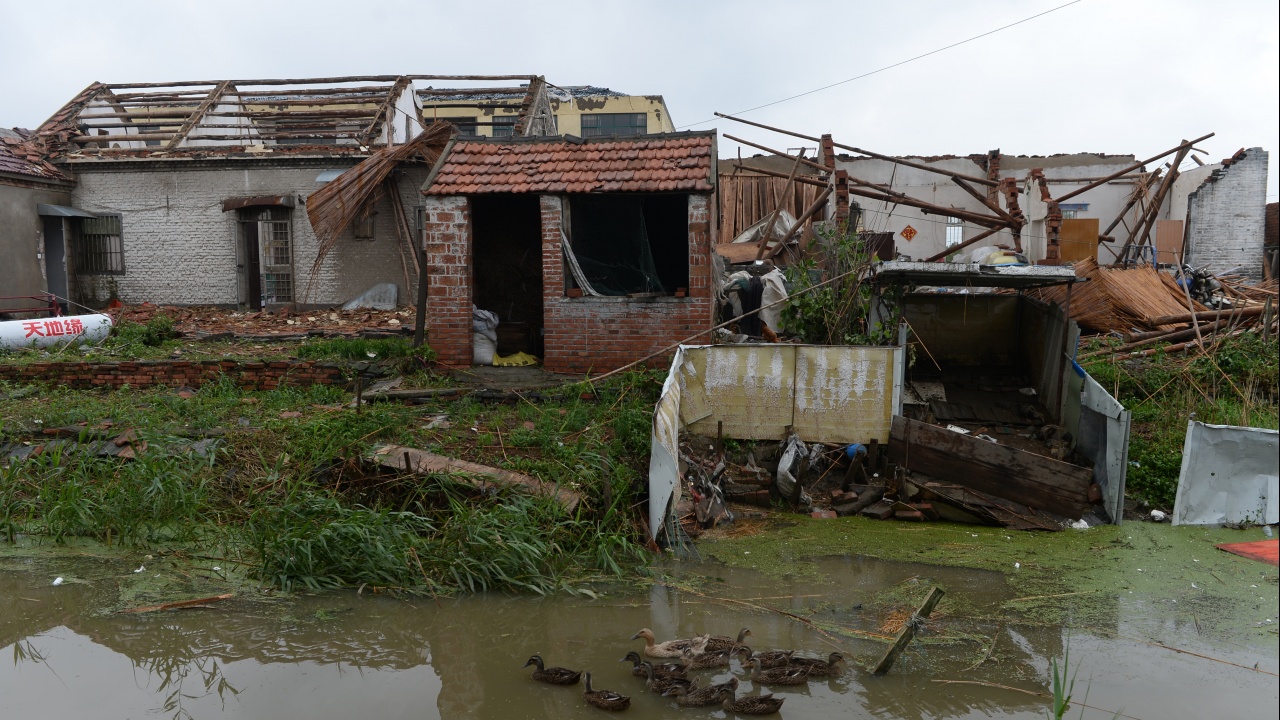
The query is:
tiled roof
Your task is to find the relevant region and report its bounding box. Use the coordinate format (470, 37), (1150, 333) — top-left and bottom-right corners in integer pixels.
(425, 133), (715, 195)
(0, 129), (72, 182)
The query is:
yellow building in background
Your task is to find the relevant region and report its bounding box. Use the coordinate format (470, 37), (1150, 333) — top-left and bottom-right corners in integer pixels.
(418, 84), (674, 138)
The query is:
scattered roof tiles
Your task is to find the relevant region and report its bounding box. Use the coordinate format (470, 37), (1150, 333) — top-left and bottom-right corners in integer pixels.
(425, 132), (715, 195)
(0, 129), (73, 182)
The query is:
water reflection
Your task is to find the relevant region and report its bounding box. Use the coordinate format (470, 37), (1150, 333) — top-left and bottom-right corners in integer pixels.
(1, 555), (1275, 720)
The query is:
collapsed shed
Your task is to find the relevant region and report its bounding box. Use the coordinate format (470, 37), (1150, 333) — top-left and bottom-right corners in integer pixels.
(648, 261), (1133, 541)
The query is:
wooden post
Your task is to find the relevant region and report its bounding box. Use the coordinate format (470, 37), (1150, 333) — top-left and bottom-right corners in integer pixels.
(755, 152), (805, 260)
(872, 586), (945, 675)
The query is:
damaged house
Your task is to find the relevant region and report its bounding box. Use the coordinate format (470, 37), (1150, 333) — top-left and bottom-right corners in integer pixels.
(0, 129), (77, 314)
(420, 131), (718, 373)
(720, 116), (1270, 279)
(16, 75), (557, 310)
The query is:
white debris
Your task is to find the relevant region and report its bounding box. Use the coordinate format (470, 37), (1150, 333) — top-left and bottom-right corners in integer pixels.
(134, 565), (145, 573)
(1150, 509), (1167, 522)
(1070, 519), (1090, 530)
(52, 577), (64, 586)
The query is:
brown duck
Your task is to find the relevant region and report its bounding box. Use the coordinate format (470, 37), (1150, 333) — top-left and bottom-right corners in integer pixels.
(680, 646), (733, 670)
(662, 683), (726, 707)
(702, 627), (752, 653)
(630, 628), (708, 659)
(619, 651), (686, 680)
(582, 672), (630, 711)
(720, 687), (785, 715)
(640, 661), (693, 695)
(522, 654), (581, 685)
(734, 645), (794, 669)
(789, 651), (846, 677)
(747, 657), (810, 686)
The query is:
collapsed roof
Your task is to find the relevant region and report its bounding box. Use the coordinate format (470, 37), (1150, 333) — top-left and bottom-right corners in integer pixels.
(28, 75), (554, 161)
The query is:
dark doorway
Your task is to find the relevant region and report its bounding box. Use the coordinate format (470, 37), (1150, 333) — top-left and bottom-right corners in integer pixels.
(471, 195), (544, 357)
(41, 217), (68, 311)
(240, 218), (263, 310)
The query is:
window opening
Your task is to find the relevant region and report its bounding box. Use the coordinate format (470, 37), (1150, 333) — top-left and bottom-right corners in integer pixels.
(580, 113), (648, 138)
(257, 207), (293, 304)
(945, 216), (964, 247)
(446, 116), (478, 137)
(491, 116), (517, 138)
(73, 214), (125, 275)
(566, 194), (688, 295)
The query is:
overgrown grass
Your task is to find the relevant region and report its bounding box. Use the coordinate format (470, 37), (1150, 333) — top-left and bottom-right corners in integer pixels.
(1080, 333), (1279, 508)
(0, 367), (660, 595)
(295, 336), (433, 362)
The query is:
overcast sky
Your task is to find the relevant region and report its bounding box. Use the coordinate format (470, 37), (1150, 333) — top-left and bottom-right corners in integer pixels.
(1, 0), (1276, 197)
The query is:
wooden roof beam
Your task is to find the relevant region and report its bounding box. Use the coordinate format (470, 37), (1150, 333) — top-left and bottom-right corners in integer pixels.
(165, 80), (234, 150)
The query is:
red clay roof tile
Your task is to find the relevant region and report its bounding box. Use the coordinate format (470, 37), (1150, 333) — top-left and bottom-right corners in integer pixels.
(424, 133), (715, 195)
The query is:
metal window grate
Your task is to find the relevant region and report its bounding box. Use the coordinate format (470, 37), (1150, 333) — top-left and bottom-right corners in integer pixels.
(74, 214), (125, 274)
(581, 113), (648, 137)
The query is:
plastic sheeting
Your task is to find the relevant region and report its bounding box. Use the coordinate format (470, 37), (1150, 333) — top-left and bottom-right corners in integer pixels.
(1173, 421), (1279, 526)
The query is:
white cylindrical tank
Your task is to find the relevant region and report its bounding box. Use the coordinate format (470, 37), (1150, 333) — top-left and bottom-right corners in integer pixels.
(0, 314), (113, 350)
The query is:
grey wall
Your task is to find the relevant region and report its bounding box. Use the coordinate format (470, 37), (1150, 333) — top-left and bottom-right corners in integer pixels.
(0, 181), (73, 314)
(1184, 148), (1270, 279)
(67, 161), (430, 307)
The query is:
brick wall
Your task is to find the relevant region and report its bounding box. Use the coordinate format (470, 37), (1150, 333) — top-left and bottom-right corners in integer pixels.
(422, 192), (715, 373)
(0, 359), (347, 391)
(539, 194), (715, 374)
(422, 195), (473, 366)
(1185, 148), (1269, 279)
(69, 161), (426, 307)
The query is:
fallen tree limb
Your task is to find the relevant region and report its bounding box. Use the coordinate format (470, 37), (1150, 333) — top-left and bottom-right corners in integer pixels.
(373, 444), (581, 512)
(118, 593), (234, 614)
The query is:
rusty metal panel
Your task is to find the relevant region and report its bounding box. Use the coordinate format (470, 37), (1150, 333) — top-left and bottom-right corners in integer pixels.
(686, 345), (796, 440)
(792, 346), (897, 443)
(1060, 218), (1099, 262)
(1155, 219), (1184, 265)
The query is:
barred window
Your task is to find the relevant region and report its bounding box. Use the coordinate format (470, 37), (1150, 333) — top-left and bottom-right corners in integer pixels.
(74, 214), (125, 275)
(581, 113), (648, 137)
(491, 115), (518, 138)
(945, 216), (964, 248)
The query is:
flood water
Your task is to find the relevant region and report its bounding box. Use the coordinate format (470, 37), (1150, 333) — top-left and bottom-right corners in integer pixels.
(2, 552), (1276, 719)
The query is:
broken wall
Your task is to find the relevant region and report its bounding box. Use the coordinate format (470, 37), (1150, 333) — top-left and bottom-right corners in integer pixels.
(0, 182), (74, 312)
(68, 162), (428, 306)
(648, 343), (903, 538)
(1184, 148), (1269, 279)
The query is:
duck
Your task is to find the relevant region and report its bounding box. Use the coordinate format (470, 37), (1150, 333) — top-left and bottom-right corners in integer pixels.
(703, 627), (752, 653)
(680, 646), (733, 670)
(720, 687), (785, 715)
(641, 661), (693, 695)
(746, 657), (810, 686)
(619, 651), (686, 680)
(789, 651), (846, 678)
(582, 672), (630, 711)
(630, 628), (708, 659)
(662, 683), (727, 707)
(734, 645), (794, 669)
(522, 654), (582, 685)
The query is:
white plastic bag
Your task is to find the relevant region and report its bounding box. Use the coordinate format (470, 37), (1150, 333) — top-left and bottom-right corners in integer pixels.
(471, 305), (499, 343)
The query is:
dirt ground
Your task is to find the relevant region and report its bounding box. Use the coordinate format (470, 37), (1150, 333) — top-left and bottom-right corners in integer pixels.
(109, 303), (417, 338)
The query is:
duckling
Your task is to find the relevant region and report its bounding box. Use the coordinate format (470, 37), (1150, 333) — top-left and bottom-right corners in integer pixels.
(733, 645), (794, 669)
(582, 672), (630, 711)
(703, 627), (752, 653)
(680, 646), (733, 670)
(630, 628), (709, 659)
(522, 654), (581, 685)
(746, 657), (810, 686)
(641, 661), (693, 695)
(789, 651), (846, 678)
(662, 683), (726, 707)
(619, 651), (686, 680)
(720, 687), (785, 715)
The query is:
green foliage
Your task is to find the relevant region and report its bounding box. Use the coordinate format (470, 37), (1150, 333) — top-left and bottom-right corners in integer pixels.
(0, 368), (659, 595)
(296, 336), (433, 363)
(782, 226), (896, 345)
(109, 314), (179, 348)
(1080, 333), (1279, 508)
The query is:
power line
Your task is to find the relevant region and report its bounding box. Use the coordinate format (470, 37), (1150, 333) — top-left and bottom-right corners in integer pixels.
(679, 0), (1087, 130)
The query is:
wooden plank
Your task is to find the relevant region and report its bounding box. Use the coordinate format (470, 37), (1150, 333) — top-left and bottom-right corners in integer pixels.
(887, 416), (1090, 518)
(1060, 218), (1100, 262)
(372, 444), (580, 512)
(1154, 220), (1184, 265)
(872, 586), (945, 674)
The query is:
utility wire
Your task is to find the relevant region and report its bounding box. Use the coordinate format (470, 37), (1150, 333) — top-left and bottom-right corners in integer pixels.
(678, 0), (1087, 129)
